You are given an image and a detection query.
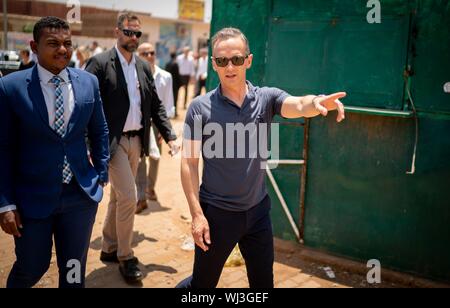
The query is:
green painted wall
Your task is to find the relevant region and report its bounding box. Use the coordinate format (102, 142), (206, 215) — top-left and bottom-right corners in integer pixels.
(305, 114), (450, 282)
(209, 0), (450, 282)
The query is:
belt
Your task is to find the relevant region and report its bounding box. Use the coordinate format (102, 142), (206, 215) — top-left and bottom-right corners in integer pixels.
(122, 130), (141, 138)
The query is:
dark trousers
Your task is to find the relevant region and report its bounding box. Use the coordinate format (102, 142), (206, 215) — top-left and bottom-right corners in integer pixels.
(7, 180), (98, 288)
(180, 75), (191, 109)
(195, 78), (206, 97)
(177, 195), (274, 288)
(173, 86), (180, 117)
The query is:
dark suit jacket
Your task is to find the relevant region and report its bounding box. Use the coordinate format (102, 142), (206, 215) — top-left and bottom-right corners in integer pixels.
(165, 59), (181, 90)
(85, 48), (176, 158)
(0, 66), (110, 219)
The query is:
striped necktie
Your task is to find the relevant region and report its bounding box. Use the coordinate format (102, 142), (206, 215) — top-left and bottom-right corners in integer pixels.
(50, 75), (73, 184)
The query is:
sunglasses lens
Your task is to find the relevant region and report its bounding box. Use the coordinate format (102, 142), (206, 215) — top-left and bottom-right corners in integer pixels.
(215, 57), (228, 67)
(123, 29), (142, 38)
(231, 56), (245, 66)
(215, 56), (247, 67)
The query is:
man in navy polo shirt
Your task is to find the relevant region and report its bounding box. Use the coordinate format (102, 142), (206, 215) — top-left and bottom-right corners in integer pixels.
(177, 27), (346, 288)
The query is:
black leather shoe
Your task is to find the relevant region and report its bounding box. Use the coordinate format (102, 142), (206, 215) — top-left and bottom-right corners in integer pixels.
(119, 259), (143, 283)
(100, 251), (119, 263)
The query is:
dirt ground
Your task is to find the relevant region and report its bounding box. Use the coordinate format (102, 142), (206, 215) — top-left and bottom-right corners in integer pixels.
(0, 86), (447, 288)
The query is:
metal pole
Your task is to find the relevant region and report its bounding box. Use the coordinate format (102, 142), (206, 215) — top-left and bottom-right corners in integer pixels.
(299, 118), (310, 244)
(2, 0), (7, 50)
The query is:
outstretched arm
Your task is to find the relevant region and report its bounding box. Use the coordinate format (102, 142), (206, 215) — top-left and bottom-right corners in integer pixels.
(280, 92), (346, 122)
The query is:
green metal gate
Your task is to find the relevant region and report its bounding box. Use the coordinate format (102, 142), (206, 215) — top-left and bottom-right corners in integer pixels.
(208, 0), (450, 282)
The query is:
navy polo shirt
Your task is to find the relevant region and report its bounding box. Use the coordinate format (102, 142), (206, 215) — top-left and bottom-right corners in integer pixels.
(184, 81), (290, 211)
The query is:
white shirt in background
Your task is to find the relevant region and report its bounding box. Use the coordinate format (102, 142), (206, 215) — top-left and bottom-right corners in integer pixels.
(115, 46), (143, 132)
(176, 54), (195, 76)
(93, 46), (104, 56)
(196, 56), (208, 81)
(153, 66), (175, 119)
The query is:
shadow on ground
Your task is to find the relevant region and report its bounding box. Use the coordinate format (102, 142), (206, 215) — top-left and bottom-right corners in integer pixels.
(85, 261), (178, 288)
(90, 231), (157, 251)
(136, 200), (172, 216)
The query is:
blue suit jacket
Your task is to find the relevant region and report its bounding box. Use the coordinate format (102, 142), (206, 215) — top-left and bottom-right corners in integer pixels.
(0, 66), (110, 219)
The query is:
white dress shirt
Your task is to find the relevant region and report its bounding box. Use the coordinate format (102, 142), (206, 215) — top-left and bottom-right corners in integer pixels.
(38, 63), (75, 130)
(0, 64), (75, 214)
(115, 46), (143, 132)
(176, 54), (195, 76)
(196, 56), (208, 81)
(153, 66), (175, 119)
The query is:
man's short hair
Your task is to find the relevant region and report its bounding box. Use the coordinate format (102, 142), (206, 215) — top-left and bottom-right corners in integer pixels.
(117, 12), (140, 29)
(211, 27), (250, 56)
(20, 49), (30, 57)
(33, 16), (70, 42)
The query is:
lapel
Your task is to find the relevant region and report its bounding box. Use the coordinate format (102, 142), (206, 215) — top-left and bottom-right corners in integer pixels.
(65, 68), (82, 137)
(26, 66), (59, 138)
(135, 58), (147, 105)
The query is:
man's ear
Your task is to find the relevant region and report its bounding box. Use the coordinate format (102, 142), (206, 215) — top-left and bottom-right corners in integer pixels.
(30, 40), (38, 55)
(246, 54), (253, 70)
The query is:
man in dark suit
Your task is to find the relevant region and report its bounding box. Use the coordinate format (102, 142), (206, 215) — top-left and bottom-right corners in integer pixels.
(0, 16), (110, 288)
(165, 52), (181, 117)
(85, 12), (179, 283)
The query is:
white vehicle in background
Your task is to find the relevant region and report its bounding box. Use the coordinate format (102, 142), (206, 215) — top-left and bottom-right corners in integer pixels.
(0, 50), (20, 77)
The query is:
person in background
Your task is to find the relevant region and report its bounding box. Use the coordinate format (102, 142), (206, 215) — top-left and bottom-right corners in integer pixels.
(135, 42), (175, 213)
(176, 46), (195, 110)
(18, 49), (36, 71)
(91, 41), (104, 56)
(194, 48), (208, 97)
(165, 52), (181, 117)
(85, 12), (179, 284)
(76, 46), (91, 70)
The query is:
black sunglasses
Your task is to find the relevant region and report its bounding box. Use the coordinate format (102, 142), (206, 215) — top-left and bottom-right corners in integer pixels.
(213, 55), (248, 67)
(140, 51), (155, 57)
(120, 28), (142, 38)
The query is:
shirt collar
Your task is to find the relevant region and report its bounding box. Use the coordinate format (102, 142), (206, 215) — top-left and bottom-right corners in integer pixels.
(216, 80), (255, 102)
(115, 45), (136, 66)
(37, 63), (69, 84)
